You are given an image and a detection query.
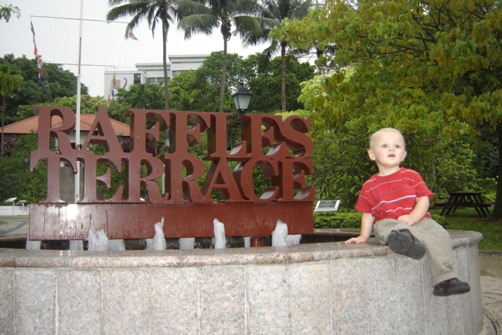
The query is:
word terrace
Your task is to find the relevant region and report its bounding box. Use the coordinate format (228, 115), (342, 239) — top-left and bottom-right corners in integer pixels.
(29, 106), (315, 240)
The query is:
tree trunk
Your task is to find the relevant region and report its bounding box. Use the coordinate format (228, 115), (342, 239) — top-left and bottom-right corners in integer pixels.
(219, 37), (228, 113)
(162, 23), (169, 110)
(281, 41), (287, 112)
(491, 126), (502, 220)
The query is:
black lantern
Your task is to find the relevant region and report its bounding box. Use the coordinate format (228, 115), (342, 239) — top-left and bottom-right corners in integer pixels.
(232, 84), (252, 115)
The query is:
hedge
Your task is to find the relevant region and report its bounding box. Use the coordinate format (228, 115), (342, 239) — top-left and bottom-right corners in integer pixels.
(313, 211), (446, 229)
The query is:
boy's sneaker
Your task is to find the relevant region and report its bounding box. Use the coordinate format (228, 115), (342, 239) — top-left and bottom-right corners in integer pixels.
(433, 278), (470, 296)
(386, 229), (426, 260)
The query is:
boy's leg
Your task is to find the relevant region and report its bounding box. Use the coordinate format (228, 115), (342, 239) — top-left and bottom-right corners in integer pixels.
(374, 218), (469, 296)
(373, 219), (403, 243)
(408, 218), (456, 285)
(374, 219), (426, 259)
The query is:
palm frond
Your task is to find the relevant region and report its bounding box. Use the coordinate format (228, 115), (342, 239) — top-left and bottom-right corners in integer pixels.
(178, 14), (219, 38)
(178, 0), (212, 16)
(234, 15), (265, 44)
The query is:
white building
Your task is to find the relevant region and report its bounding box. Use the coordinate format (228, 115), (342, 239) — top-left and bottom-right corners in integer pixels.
(104, 54), (208, 99)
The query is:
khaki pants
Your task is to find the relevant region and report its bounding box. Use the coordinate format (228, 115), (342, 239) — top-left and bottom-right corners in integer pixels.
(373, 218), (456, 285)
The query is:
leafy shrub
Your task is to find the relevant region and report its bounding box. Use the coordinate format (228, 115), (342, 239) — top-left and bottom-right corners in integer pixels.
(314, 211), (447, 229)
(313, 211), (362, 229)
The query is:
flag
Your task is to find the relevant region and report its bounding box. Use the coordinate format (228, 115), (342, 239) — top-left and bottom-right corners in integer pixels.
(30, 21), (43, 80)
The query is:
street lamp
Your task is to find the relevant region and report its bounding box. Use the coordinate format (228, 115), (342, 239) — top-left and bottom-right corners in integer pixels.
(232, 84), (252, 116)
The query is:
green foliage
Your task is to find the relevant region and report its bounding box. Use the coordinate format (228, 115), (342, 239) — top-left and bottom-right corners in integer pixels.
(188, 52), (245, 112)
(108, 0), (181, 109)
(166, 52), (316, 113)
(0, 155), (24, 201)
(0, 64), (23, 97)
(440, 208), (502, 251)
(53, 95), (108, 114)
(115, 83), (165, 110)
(106, 100), (130, 124)
(169, 70), (211, 111)
(244, 54), (315, 113)
(0, 4), (20, 22)
(281, 0), (502, 210)
(0, 134), (47, 203)
(255, 0), (316, 111)
(178, 0), (266, 111)
(13, 95), (109, 123)
(0, 54), (88, 123)
(314, 210), (446, 231)
(313, 211), (362, 229)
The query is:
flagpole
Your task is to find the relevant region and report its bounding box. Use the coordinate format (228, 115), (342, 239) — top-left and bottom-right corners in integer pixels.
(75, 0), (83, 202)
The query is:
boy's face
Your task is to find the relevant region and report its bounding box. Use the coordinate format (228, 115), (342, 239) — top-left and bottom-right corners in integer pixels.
(368, 130), (407, 171)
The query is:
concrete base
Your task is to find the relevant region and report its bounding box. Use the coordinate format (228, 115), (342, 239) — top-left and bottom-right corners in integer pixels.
(0, 231), (483, 335)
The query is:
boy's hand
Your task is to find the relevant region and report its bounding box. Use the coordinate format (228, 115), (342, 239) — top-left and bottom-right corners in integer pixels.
(397, 214), (414, 225)
(345, 235), (368, 244)
(346, 213), (373, 244)
(398, 197), (430, 225)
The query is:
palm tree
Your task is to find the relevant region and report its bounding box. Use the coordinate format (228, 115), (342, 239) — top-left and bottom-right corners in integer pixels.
(116, 83), (165, 109)
(257, 0), (314, 112)
(177, 0), (263, 112)
(107, 0), (182, 110)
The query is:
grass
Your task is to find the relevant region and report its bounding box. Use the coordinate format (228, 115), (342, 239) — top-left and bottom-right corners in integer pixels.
(432, 208), (502, 251)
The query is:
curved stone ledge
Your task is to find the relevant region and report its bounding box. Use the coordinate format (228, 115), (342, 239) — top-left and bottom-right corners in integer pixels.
(0, 230), (484, 334)
(0, 230), (482, 268)
(0, 240), (390, 268)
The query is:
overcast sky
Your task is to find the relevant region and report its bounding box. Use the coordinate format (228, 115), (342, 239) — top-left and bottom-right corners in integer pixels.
(0, 0), (267, 97)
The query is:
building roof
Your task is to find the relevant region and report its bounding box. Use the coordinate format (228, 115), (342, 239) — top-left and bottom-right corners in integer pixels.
(1, 114), (130, 137)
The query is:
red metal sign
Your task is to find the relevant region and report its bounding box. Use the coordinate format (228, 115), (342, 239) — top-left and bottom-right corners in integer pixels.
(29, 106), (314, 240)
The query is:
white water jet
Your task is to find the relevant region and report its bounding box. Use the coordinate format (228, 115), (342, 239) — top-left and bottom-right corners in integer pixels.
(146, 217), (166, 251)
(272, 220), (302, 246)
(213, 218), (226, 249)
(88, 227), (109, 251)
(286, 234), (302, 245)
(179, 238), (195, 250)
(25, 238), (41, 250)
(108, 239), (125, 251)
(272, 219), (289, 247)
(24, 231), (41, 250)
(69, 240), (84, 250)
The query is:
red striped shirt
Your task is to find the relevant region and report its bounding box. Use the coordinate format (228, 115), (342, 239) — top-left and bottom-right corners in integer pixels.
(355, 168), (433, 222)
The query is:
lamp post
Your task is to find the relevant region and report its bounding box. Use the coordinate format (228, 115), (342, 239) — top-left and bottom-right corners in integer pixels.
(232, 84), (252, 116)
(232, 84), (262, 247)
(230, 84), (252, 149)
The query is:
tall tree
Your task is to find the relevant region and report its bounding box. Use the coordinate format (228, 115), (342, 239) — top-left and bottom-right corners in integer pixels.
(282, 0), (501, 212)
(178, 0), (263, 112)
(0, 54), (88, 122)
(243, 52), (315, 113)
(116, 83), (165, 109)
(0, 64), (23, 154)
(107, 0), (182, 110)
(258, 0), (314, 112)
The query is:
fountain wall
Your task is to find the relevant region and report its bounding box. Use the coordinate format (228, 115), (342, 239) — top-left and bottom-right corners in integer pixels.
(0, 231), (483, 334)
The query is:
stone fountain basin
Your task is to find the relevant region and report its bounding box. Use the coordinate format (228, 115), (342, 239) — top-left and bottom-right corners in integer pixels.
(0, 230), (483, 334)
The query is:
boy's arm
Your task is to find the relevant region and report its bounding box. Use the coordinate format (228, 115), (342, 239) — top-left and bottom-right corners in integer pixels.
(345, 213), (374, 244)
(397, 196), (430, 225)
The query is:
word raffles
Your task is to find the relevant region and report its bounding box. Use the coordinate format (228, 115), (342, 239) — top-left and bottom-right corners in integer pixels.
(30, 106), (314, 204)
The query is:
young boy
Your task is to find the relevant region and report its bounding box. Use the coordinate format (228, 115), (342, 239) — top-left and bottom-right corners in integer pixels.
(346, 128), (470, 297)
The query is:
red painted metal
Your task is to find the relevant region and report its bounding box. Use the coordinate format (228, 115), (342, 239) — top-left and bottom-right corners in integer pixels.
(29, 106), (315, 241)
(28, 202), (313, 240)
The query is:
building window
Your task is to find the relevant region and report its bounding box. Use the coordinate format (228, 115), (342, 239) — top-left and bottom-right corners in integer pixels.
(134, 73), (141, 84)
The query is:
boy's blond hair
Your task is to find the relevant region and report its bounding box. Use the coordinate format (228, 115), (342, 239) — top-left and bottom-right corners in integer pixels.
(369, 128), (406, 149)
